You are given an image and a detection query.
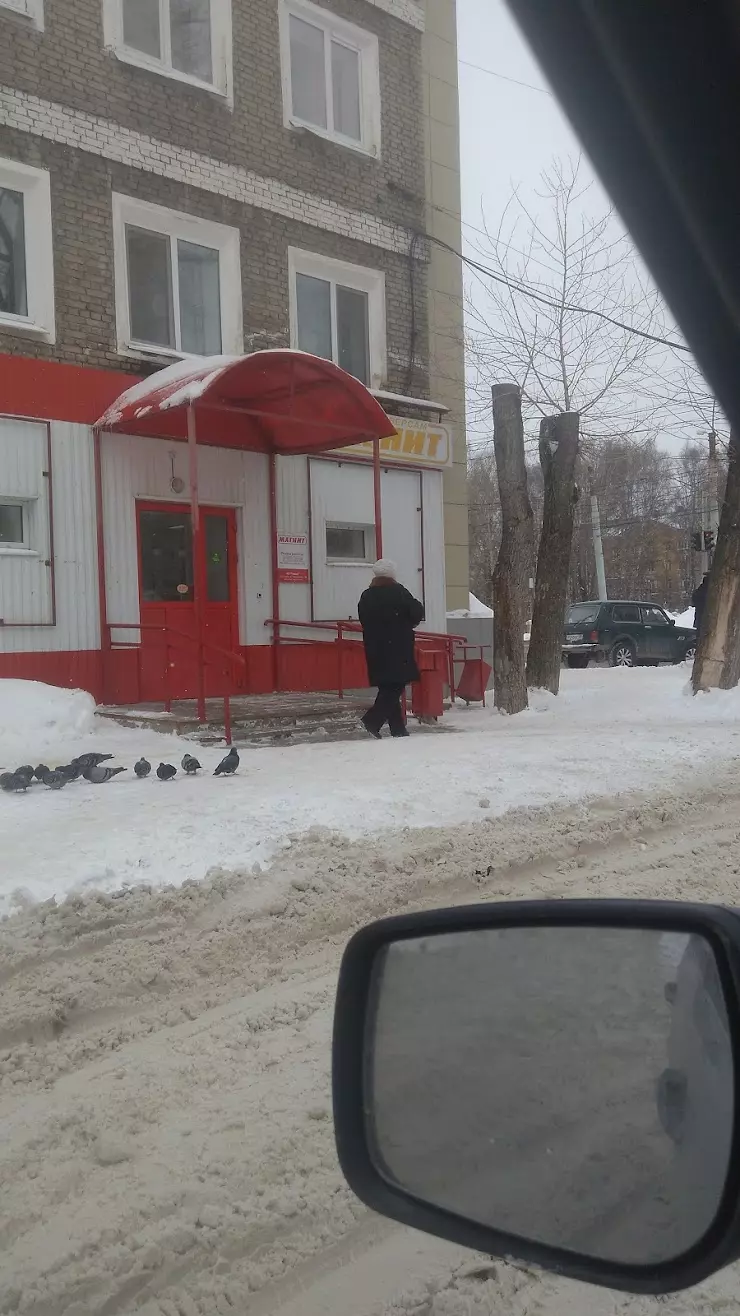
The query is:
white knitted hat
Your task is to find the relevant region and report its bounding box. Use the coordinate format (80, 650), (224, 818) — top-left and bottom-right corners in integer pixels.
(372, 558), (398, 579)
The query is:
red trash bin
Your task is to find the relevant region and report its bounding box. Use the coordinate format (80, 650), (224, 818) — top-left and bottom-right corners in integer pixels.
(411, 647), (445, 719)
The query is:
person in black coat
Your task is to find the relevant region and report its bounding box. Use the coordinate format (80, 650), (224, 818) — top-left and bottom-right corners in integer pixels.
(358, 559), (425, 739)
(692, 572), (710, 638)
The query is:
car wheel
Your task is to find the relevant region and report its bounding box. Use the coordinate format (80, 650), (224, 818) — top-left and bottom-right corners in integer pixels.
(610, 640), (635, 668)
(566, 654), (590, 669)
(683, 644), (697, 663)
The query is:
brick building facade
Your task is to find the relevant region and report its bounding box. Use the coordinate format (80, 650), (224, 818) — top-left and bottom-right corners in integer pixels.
(0, 0), (468, 703)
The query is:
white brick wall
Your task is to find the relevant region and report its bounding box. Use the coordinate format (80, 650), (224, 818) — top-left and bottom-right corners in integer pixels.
(0, 86), (423, 258)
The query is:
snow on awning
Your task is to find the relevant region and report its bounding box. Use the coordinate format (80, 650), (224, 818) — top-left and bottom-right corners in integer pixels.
(95, 350), (397, 454)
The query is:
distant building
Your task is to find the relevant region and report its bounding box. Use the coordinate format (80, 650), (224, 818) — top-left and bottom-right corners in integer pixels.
(0, 0), (467, 702)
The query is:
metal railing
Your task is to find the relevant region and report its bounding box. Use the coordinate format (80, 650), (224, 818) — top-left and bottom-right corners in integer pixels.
(105, 620), (247, 744)
(265, 617), (484, 703)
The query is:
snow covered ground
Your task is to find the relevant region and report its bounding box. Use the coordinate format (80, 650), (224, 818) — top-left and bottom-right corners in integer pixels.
(1, 666), (739, 912)
(2, 755), (740, 1315)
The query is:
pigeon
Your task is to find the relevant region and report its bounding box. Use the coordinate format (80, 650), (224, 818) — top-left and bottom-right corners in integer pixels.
(1, 771), (29, 792)
(214, 747), (239, 776)
(43, 770), (68, 791)
(55, 763), (82, 782)
(72, 753), (114, 774)
(157, 763), (177, 781)
(34, 764), (50, 781)
(14, 766), (35, 789)
(134, 758), (151, 778)
(181, 754), (202, 774)
(84, 764), (127, 784)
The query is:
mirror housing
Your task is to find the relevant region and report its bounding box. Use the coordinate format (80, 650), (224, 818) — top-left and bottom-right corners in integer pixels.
(333, 900), (740, 1295)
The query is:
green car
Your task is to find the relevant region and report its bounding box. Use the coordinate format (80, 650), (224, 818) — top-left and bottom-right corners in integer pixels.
(562, 601), (697, 669)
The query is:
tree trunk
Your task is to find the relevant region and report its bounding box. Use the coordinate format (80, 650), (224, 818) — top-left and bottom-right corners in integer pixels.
(491, 384), (533, 714)
(526, 413), (580, 693)
(693, 427), (740, 691)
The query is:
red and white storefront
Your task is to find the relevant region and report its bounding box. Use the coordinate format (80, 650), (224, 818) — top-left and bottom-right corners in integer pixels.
(0, 353), (451, 706)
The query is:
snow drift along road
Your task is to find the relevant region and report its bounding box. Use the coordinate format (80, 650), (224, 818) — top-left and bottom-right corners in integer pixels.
(3, 766), (740, 1315)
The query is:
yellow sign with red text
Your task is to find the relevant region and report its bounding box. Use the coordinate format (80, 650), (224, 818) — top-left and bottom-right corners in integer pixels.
(336, 416), (452, 468)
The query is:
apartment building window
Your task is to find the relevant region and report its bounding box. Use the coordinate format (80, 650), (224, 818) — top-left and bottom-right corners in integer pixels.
(102, 0), (233, 99)
(112, 194), (242, 358)
(279, 0), (380, 156)
(0, 0), (44, 29)
(289, 248), (385, 388)
(0, 158), (55, 341)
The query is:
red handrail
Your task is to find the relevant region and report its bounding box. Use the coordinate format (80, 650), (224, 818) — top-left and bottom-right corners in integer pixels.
(264, 617), (476, 703)
(106, 620), (247, 742)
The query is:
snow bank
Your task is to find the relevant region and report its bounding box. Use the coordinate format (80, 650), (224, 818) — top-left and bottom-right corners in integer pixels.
(447, 591), (493, 618)
(0, 680), (96, 767)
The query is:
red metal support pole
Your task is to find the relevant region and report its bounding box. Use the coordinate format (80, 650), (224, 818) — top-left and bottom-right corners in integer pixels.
(188, 406), (207, 724)
(372, 437), (383, 559)
(337, 622), (344, 699)
(269, 452), (281, 692)
(224, 695), (232, 746)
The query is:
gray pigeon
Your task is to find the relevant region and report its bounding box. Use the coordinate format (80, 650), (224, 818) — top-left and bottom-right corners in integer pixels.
(34, 764), (50, 781)
(214, 747), (239, 776)
(85, 765), (127, 784)
(157, 763), (177, 781)
(1, 772), (29, 792)
(181, 754), (202, 774)
(72, 753), (114, 774)
(134, 758), (151, 778)
(43, 770), (68, 791)
(55, 763), (82, 781)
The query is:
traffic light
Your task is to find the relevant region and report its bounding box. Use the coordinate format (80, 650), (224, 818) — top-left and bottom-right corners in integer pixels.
(691, 531), (703, 551)
(704, 530), (716, 552)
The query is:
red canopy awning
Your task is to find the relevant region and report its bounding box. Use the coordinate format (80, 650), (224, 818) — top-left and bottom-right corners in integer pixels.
(95, 350), (396, 453)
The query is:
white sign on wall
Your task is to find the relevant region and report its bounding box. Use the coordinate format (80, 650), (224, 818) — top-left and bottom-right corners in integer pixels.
(277, 532), (310, 584)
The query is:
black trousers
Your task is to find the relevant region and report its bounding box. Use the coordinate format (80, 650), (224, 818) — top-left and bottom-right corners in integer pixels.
(364, 683), (407, 736)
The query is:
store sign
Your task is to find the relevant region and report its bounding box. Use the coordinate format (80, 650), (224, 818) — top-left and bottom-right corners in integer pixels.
(335, 416), (453, 468)
(277, 533), (310, 584)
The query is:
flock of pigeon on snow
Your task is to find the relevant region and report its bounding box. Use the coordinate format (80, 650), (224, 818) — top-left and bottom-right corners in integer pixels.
(1, 746), (240, 793)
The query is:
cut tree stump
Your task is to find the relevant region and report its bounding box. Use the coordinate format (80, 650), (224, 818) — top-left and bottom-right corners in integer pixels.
(526, 412), (580, 694)
(491, 383), (533, 714)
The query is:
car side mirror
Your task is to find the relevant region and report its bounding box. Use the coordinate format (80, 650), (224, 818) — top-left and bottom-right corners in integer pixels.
(333, 901), (740, 1296)
(669, 617), (676, 625)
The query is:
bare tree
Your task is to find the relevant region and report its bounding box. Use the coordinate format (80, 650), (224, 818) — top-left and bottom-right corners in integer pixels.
(467, 157), (666, 447)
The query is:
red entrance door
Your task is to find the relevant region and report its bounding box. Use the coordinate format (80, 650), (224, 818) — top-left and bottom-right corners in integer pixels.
(137, 502), (241, 701)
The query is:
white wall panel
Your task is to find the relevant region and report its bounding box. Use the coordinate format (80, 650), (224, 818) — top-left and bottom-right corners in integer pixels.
(100, 434), (271, 649)
(0, 421), (99, 652)
(276, 455), (311, 625)
(309, 459), (437, 624)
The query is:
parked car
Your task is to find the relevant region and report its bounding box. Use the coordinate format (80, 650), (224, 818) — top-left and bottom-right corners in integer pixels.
(562, 601), (697, 669)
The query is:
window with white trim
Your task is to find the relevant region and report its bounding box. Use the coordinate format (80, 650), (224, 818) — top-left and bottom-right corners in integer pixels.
(0, 158), (55, 341)
(326, 522), (375, 563)
(279, 0), (380, 155)
(102, 0), (232, 98)
(112, 194), (243, 359)
(289, 248), (386, 388)
(0, 501), (27, 548)
(0, 0), (44, 29)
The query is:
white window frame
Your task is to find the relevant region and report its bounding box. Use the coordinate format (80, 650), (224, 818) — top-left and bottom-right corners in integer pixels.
(279, 0), (381, 157)
(0, 158), (55, 341)
(325, 520), (376, 565)
(0, 0), (44, 29)
(112, 193), (243, 361)
(288, 247), (386, 389)
(0, 495), (37, 556)
(102, 0), (233, 103)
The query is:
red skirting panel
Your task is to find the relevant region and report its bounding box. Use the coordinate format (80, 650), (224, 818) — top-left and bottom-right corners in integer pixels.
(1, 642), (369, 703)
(0, 650), (104, 701)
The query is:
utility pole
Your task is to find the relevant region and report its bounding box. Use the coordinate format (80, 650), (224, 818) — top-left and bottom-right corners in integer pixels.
(709, 428), (721, 551)
(590, 494), (607, 600)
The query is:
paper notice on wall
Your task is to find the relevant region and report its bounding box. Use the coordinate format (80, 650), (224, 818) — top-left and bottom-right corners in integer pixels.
(277, 533), (310, 584)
